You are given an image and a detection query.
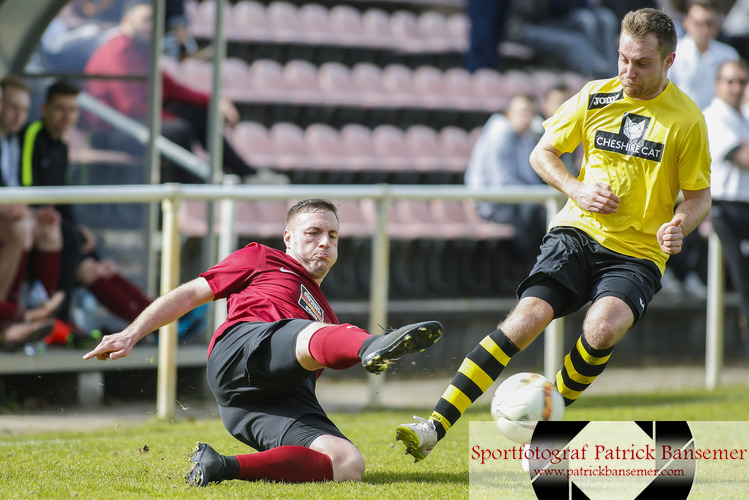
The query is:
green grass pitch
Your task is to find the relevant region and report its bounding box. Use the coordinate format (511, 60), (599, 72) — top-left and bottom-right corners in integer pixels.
(0, 385), (747, 499)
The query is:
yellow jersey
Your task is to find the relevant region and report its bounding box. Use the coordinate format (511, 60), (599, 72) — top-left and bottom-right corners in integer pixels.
(543, 77), (711, 274)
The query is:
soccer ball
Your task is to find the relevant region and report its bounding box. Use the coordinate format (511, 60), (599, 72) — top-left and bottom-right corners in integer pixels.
(490, 372), (564, 444)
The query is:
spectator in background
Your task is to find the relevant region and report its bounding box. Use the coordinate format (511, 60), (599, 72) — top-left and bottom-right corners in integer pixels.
(0, 76), (66, 351)
(83, 0), (286, 184)
(722, 0), (749, 61)
(669, 1), (738, 109)
(509, 0), (620, 78)
(164, 0), (198, 61)
(703, 59), (749, 355)
(465, 94), (546, 261)
(18, 80), (155, 335)
(464, 0), (514, 72)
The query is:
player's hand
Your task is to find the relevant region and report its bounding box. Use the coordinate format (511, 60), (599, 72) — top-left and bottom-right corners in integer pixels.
(82, 331), (135, 361)
(657, 217), (683, 255)
(573, 182), (620, 214)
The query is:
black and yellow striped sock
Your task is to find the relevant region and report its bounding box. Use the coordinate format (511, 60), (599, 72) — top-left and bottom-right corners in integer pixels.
(429, 329), (519, 440)
(556, 335), (614, 406)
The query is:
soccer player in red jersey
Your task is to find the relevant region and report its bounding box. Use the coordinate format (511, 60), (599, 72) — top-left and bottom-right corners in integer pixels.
(84, 198), (442, 485)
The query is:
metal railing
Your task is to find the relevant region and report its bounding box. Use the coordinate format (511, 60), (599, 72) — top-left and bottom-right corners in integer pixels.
(0, 183), (726, 418)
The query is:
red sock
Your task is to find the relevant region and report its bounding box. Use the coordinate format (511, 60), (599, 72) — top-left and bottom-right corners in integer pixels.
(87, 274), (151, 322)
(0, 300), (18, 321)
(235, 446), (333, 483)
(30, 250), (61, 296)
(307, 323), (371, 369)
(107, 273), (152, 311)
(7, 251), (29, 304)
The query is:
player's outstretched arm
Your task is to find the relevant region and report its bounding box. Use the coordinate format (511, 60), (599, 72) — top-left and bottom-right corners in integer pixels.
(83, 277), (215, 361)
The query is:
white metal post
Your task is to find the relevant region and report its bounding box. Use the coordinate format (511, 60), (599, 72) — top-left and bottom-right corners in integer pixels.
(543, 196), (565, 380)
(706, 232), (725, 389)
(367, 193), (391, 407)
(157, 194), (181, 419)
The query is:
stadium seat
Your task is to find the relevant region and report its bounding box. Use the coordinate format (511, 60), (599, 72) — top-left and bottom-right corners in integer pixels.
(442, 67), (477, 111)
(328, 4), (365, 47)
(371, 124), (418, 183)
(317, 61), (358, 107)
(404, 124), (441, 172)
(350, 62), (388, 108)
(412, 65), (448, 109)
(267, 1), (302, 43)
(230, 121), (274, 170)
(247, 59), (291, 103)
(439, 125), (472, 175)
(340, 123), (377, 174)
(283, 59), (324, 104)
(268, 122), (308, 173)
(230, 1), (270, 41)
(179, 58), (213, 93)
(297, 3), (332, 45)
(472, 68), (510, 112)
(360, 8), (393, 49)
(417, 11), (453, 52)
(390, 10), (424, 53)
(381, 63), (420, 108)
(303, 122), (345, 182)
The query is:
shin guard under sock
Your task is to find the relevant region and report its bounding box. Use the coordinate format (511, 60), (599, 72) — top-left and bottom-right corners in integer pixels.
(430, 329), (519, 440)
(556, 334), (614, 406)
(307, 323), (371, 370)
(234, 445), (334, 483)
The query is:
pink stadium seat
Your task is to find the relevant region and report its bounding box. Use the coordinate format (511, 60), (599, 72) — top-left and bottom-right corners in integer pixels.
(502, 69), (534, 97)
(317, 61), (358, 106)
(412, 65), (448, 109)
(236, 200), (288, 238)
(269, 122), (308, 171)
(222, 58), (251, 100)
(417, 11), (452, 52)
(179, 58), (213, 92)
(179, 200), (211, 237)
(247, 59), (290, 102)
(283, 59), (323, 104)
(360, 8), (393, 48)
(340, 123), (377, 171)
(431, 199), (515, 240)
(230, 121), (274, 169)
(381, 63), (419, 107)
(528, 69), (559, 101)
(445, 12), (469, 52)
(350, 62), (388, 107)
(443, 67), (477, 111)
(297, 3), (332, 45)
(371, 124), (411, 176)
(438, 126), (472, 173)
(335, 199), (374, 238)
(404, 124), (441, 171)
(187, 0), (216, 39)
(390, 10), (425, 52)
(267, 1), (302, 43)
(230, 1), (271, 41)
(304, 123), (346, 173)
(472, 68), (510, 112)
(328, 5), (364, 47)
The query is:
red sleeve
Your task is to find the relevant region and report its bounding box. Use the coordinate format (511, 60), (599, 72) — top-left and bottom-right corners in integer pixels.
(162, 72), (211, 108)
(200, 243), (263, 299)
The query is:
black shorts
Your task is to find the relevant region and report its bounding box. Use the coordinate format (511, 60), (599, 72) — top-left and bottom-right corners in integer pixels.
(206, 318), (347, 451)
(517, 227), (661, 324)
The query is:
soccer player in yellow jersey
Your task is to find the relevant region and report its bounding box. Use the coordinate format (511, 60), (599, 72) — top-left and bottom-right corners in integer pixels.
(396, 8), (712, 462)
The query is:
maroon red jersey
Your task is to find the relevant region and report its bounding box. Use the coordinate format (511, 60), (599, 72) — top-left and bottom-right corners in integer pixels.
(201, 243), (339, 355)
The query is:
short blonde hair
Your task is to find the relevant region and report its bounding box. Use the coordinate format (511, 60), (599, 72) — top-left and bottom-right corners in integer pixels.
(621, 8), (677, 59)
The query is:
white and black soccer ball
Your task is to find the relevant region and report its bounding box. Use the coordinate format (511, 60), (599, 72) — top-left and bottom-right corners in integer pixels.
(490, 372), (565, 444)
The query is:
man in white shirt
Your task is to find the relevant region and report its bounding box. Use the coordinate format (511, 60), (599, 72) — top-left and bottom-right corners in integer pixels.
(703, 59), (749, 355)
(669, 2), (739, 109)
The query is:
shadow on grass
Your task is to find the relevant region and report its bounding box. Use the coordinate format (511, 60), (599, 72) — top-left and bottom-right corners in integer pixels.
(565, 391), (725, 409)
(364, 470), (468, 484)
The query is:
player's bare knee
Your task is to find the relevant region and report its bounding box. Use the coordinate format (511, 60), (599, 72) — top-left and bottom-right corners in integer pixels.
(330, 449), (365, 482)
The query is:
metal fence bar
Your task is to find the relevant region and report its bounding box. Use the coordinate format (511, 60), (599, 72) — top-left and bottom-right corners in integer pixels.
(0, 184), (727, 414)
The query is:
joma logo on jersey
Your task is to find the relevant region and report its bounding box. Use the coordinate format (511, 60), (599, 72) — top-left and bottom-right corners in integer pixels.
(594, 113), (664, 162)
(587, 90), (623, 109)
(298, 284), (324, 322)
